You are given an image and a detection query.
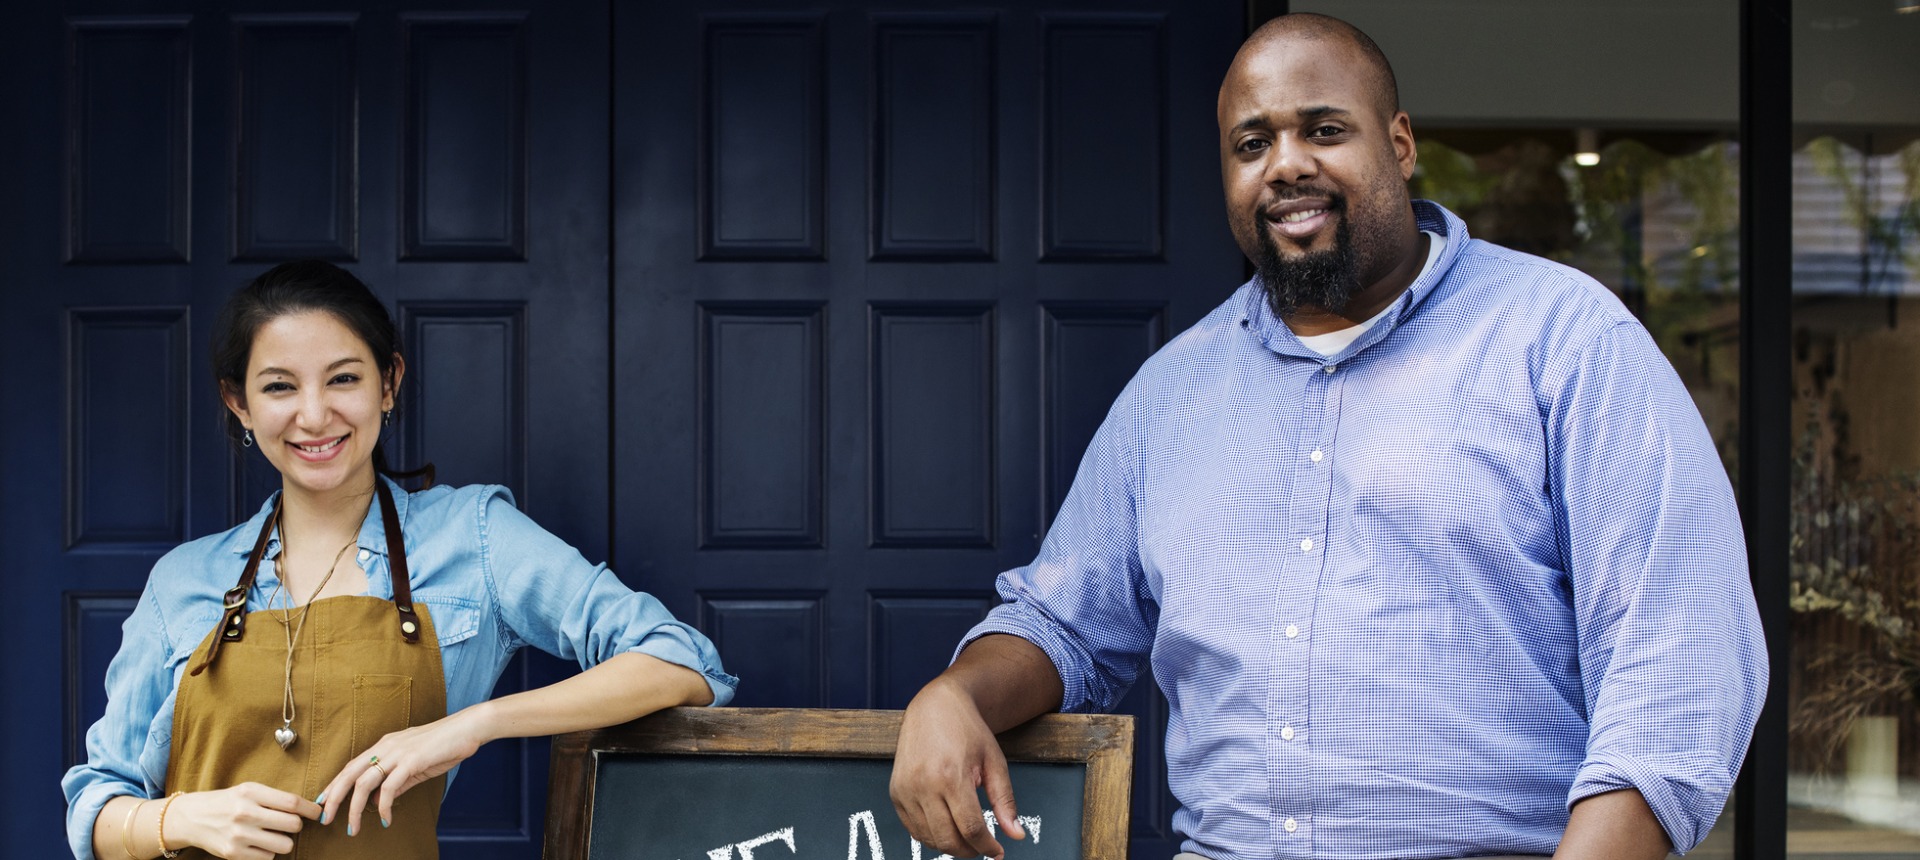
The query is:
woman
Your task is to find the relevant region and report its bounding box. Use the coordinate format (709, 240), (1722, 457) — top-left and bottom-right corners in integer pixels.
(63, 261), (736, 860)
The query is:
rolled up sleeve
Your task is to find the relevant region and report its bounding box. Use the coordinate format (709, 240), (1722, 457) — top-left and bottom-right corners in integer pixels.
(960, 387), (1155, 714)
(477, 488), (738, 706)
(1548, 322), (1768, 853)
(63, 584), (175, 860)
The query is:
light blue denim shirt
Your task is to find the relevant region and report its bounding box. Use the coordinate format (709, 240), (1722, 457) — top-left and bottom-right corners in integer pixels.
(62, 475), (737, 859)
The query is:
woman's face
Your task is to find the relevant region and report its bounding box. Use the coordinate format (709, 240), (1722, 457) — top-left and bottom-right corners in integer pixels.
(223, 311), (401, 501)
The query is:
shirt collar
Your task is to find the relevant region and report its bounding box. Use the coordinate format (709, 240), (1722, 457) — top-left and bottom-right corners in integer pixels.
(1240, 198), (1469, 361)
(228, 473), (410, 563)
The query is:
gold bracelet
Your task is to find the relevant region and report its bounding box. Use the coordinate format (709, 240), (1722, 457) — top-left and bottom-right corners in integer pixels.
(157, 792), (183, 859)
(120, 798), (145, 860)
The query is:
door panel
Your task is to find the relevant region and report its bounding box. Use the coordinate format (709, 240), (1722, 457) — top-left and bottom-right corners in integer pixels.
(869, 304), (997, 547)
(868, 593), (1001, 710)
(612, 4), (1242, 856)
(5, 3), (606, 857)
(870, 13), (997, 261)
(698, 303), (827, 548)
(400, 13), (529, 261)
(66, 309), (193, 551)
(702, 596), (831, 708)
(66, 17), (194, 264)
(232, 14), (359, 262)
(700, 16), (827, 261)
(1042, 15), (1169, 260)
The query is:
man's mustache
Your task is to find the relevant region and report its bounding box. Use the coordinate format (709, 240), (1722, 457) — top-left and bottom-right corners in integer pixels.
(1260, 187), (1346, 211)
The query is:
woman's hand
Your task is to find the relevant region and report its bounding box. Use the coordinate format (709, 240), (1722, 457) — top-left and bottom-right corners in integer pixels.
(317, 706), (493, 836)
(172, 784), (321, 860)
(314, 653), (710, 836)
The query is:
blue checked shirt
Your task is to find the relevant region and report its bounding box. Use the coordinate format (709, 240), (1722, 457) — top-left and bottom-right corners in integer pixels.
(966, 201), (1767, 860)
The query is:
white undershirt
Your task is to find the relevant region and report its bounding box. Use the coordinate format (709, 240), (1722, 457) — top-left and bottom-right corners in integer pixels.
(1295, 229), (1445, 357)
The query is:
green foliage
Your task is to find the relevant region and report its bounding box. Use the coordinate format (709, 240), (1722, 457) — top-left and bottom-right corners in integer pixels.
(1806, 137), (1920, 292)
(1573, 139), (1742, 477)
(1791, 485), (1920, 646)
(1410, 141), (1499, 215)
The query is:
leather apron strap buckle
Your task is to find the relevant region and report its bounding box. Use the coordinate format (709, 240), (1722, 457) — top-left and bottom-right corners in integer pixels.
(191, 503), (281, 677)
(375, 480), (421, 643)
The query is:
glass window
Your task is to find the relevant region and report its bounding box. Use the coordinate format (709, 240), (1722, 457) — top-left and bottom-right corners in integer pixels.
(1788, 1), (1920, 850)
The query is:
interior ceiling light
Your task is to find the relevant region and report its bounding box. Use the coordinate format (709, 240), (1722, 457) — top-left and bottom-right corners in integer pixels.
(1897, 0), (1919, 14)
(1574, 128), (1601, 167)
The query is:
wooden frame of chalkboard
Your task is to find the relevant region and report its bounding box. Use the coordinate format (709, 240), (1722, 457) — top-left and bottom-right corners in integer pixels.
(544, 707), (1134, 859)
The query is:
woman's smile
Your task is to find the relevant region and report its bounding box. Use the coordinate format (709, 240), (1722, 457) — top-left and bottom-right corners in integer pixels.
(290, 434), (350, 461)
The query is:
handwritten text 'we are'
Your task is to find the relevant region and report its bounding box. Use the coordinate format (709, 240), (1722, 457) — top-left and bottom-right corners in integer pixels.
(687, 810), (1044, 860)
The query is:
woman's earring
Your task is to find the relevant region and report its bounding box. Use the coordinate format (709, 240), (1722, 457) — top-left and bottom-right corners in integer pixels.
(382, 410), (392, 427)
(242, 429), (254, 448)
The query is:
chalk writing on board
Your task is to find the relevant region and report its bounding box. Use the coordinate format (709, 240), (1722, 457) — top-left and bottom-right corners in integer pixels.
(685, 809), (1044, 860)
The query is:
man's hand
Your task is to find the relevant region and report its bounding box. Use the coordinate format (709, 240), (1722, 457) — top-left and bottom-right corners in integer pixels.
(891, 678), (1028, 860)
(888, 634), (1065, 860)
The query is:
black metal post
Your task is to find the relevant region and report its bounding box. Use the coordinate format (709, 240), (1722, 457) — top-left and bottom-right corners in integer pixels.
(1736, 0), (1791, 858)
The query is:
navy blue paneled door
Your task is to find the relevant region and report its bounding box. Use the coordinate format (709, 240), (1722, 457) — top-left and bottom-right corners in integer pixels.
(611, 3), (1240, 857)
(2, 1), (607, 857)
(5, 1), (1242, 857)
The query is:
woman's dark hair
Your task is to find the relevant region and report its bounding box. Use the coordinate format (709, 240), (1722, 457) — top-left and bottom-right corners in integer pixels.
(212, 260), (427, 483)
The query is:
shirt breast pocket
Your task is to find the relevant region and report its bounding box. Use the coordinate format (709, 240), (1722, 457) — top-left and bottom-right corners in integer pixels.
(170, 609), (223, 668)
(415, 595), (484, 650)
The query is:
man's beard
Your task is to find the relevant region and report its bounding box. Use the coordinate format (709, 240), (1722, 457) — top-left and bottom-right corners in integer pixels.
(1253, 201), (1361, 319)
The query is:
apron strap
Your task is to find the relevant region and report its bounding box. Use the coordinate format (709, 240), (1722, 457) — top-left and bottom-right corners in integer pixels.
(375, 479), (422, 643)
(190, 477), (422, 675)
(189, 499), (280, 677)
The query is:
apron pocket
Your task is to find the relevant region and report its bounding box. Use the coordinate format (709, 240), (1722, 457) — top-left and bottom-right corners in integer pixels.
(351, 674), (415, 750)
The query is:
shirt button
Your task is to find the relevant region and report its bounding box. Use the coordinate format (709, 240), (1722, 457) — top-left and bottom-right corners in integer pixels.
(1300, 538), (1313, 552)
(1286, 624), (1300, 639)
(1323, 364), (1336, 374)
(1281, 725), (1296, 741)
(1284, 817), (1299, 833)
(357, 549), (371, 564)
(1310, 449), (1324, 462)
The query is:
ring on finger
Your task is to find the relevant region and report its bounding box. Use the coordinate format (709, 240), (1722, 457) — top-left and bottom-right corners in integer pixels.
(368, 755), (390, 779)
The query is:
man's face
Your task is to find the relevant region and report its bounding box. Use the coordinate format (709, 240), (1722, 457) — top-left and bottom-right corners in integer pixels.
(1218, 36), (1416, 316)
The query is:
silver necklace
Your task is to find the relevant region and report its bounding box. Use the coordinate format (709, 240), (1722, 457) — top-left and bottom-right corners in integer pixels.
(266, 525), (358, 751)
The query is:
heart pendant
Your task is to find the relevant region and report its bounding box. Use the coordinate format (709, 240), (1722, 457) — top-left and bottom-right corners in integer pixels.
(275, 726), (296, 749)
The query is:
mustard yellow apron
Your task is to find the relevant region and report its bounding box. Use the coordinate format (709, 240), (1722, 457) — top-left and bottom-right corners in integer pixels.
(170, 480), (445, 858)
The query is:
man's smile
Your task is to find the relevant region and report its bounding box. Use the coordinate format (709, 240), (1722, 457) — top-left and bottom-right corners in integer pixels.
(1261, 194), (1343, 243)
(1266, 208), (1331, 240)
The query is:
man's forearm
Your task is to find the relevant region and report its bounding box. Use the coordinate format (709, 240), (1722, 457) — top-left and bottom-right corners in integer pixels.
(938, 633), (1066, 732)
(1554, 788), (1671, 860)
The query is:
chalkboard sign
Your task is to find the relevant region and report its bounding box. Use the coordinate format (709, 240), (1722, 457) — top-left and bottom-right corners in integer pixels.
(544, 708), (1134, 860)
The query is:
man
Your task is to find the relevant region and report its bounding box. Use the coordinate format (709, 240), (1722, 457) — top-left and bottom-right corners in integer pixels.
(888, 13), (1766, 860)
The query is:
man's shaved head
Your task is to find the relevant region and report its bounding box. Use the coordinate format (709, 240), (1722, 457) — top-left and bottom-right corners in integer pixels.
(1230, 13), (1399, 120)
